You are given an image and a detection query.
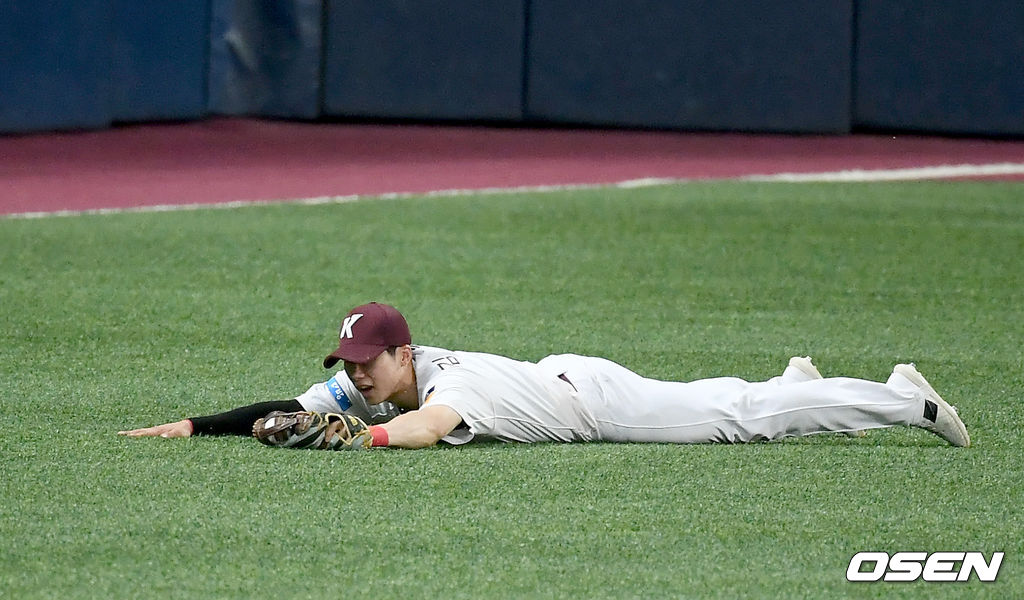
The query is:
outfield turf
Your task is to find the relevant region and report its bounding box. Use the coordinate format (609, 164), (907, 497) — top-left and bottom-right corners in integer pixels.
(1, 181), (1022, 599)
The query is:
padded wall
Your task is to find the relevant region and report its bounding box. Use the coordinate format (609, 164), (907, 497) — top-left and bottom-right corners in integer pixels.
(1, 0), (111, 132)
(854, 1), (1024, 136)
(322, 0), (525, 120)
(526, 0), (854, 133)
(3, 2), (1022, 136)
(0, 0), (208, 133)
(207, 0), (323, 118)
(109, 0), (209, 122)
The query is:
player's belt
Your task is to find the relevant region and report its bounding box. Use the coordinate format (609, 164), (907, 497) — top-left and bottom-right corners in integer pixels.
(557, 372), (578, 393)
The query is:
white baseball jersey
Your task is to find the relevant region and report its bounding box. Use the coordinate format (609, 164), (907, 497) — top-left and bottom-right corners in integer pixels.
(413, 346), (597, 444)
(298, 346), (931, 444)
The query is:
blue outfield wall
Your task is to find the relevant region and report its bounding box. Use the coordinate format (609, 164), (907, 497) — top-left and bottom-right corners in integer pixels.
(108, 0), (208, 123)
(1, 2), (1021, 136)
(854, 0), (1024, 136)
(322, 0), (525, 121)
(207, 0), (322, 118)
(0, 0), (207, 133)
(1, 0), (112, 132)
(525, 1), (853, 133)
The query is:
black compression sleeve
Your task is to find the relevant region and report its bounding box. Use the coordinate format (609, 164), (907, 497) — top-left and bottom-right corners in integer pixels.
(188, 399), (303, 436)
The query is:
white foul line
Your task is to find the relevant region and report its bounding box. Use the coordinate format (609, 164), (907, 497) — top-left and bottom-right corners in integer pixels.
(4, 163), (1022, 219)
(744, 162), (1024, 182)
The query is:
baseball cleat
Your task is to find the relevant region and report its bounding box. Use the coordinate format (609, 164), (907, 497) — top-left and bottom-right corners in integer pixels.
(786, 356), (823, 382)
(889, 363), (970, 447)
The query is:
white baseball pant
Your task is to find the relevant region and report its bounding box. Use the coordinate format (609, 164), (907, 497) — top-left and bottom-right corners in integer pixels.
(538, 354), (923, 443)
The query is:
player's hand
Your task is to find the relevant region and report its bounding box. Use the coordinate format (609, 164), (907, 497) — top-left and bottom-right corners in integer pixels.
(118, 419), (193, 438)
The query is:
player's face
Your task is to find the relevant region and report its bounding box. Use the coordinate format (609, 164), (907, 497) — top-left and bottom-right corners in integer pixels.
(344, 349), (408, 405)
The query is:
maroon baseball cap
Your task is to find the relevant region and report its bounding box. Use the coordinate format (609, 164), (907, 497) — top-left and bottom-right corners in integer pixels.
(323, 302), (412, 368)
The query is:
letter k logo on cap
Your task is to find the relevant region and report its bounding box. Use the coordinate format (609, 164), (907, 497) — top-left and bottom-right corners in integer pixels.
(339, 313), (364, 339)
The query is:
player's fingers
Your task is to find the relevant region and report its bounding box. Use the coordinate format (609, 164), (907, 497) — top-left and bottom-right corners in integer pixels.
(120, 420), (192, 438)
(118, 427), (157, 437)
(119, 424), (174, 437)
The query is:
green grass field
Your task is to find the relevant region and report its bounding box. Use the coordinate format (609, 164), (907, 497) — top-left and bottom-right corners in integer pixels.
(2, 181), (1022, 599)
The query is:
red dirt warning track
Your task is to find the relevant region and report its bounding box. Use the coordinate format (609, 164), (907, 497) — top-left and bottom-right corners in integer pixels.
(1, 119), (1022, 215)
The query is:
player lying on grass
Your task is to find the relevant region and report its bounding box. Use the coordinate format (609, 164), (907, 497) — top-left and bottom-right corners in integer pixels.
(120, 302), (970, 449)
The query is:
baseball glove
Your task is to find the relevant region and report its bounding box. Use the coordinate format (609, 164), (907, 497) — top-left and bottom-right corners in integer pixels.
(252, 411), (373, 450)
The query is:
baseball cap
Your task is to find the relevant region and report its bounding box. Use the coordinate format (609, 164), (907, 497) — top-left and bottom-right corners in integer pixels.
(323, 302), (412, 368)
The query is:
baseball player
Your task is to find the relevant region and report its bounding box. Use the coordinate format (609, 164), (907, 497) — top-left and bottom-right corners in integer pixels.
(120, 302), (970, 450)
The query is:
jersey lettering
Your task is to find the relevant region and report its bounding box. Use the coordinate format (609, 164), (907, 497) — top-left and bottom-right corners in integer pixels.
(431, 355), (461, 370)
(326, 376), (352, 411)
(339, 314), (363, 339)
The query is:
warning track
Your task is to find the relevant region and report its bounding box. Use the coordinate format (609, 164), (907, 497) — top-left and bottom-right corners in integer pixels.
(2, 119), (1022, 217)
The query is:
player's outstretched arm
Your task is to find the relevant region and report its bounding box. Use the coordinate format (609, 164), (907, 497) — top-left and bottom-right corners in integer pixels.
(380, 405), (463, 449)
(120, 399), (304, 438)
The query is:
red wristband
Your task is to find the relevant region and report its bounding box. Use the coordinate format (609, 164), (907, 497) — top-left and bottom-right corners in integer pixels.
(369, 426), (389, 447)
